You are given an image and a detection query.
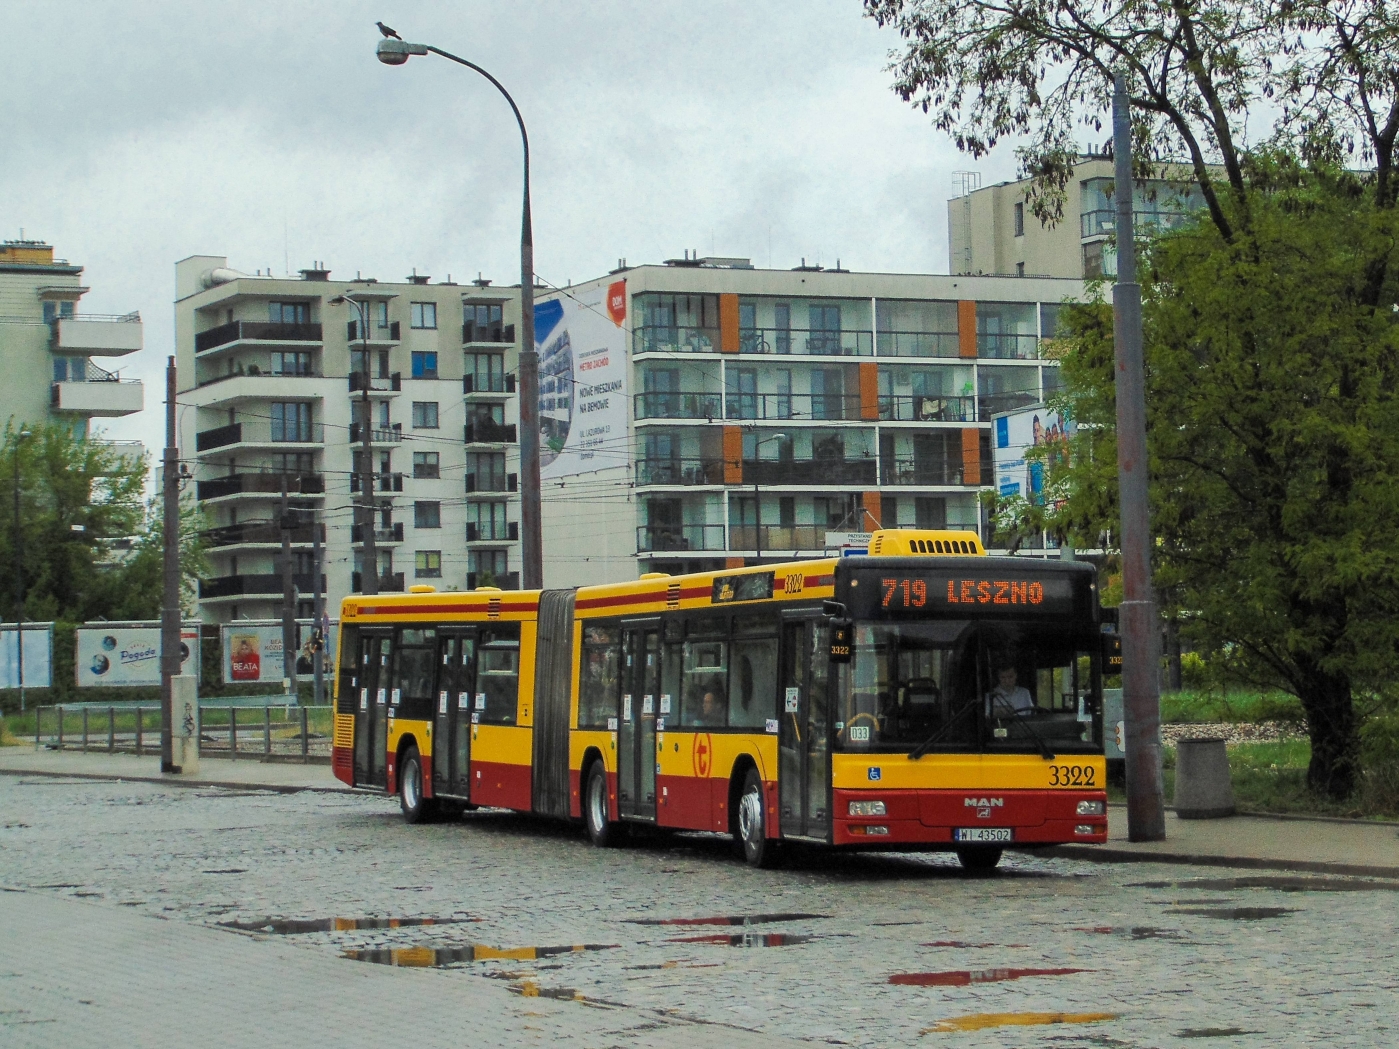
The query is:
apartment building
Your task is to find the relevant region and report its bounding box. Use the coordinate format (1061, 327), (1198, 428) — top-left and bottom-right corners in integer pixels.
(537, 257), (1084, 587)
(0, 239), (144, 436)
(948, 156), (1206, 279)
(175, 257), (521, 624)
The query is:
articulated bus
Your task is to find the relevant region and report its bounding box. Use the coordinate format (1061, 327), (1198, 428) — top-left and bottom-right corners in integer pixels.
(331, 529), (1109, 869)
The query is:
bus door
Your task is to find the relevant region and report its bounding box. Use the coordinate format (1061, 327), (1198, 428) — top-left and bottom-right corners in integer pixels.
(618, 622), (660, 820)
(355, 631), (392, 788)
(778, 616), (832, 840)
(432, 630), (476, 798)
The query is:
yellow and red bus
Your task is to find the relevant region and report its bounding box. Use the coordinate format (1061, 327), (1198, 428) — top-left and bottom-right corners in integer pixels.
(331, 529), (1108, 869)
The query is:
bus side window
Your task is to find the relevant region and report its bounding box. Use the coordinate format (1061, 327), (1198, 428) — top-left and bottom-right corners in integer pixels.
(392, 627), (437, 720)
(729, 636), (777, 729)
(336, 624), (359, 714)
(681, 639), (728, 727)
(578, 624), (620, 728)
(477, 625), (521, 725)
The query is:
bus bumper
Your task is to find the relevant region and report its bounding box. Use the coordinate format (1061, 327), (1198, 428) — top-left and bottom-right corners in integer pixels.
(831, 788), (1108, 847)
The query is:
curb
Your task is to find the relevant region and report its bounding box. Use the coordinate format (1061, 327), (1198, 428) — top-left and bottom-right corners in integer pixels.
(0, 764), (351, 796)
(1107, 799), (1399, 829)
(1043, 843), (1399, 880)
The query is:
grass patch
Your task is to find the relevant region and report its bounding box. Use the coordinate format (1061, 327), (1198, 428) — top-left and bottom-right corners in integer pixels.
(1160, 688), (1304, 725)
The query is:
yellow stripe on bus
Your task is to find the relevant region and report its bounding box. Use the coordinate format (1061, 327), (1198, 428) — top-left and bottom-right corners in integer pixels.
(831, 753), (1106, 791)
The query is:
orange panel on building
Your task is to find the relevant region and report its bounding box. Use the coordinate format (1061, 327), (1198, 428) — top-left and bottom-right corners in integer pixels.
(719, 294), (740, 353)
(725, 557), (745, 569)
(723, 426), (744, 484)
(858, 361), (879, 420)
(862, 490), (882, 529)
(958, 300), (977, 358)
(961, 428), (980, 484)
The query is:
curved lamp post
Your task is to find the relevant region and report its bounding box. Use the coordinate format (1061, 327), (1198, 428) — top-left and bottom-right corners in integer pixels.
(376, 35), (542, 590)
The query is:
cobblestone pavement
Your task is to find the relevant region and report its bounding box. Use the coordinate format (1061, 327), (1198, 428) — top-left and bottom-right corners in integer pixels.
(2, 776), (1396, 1048)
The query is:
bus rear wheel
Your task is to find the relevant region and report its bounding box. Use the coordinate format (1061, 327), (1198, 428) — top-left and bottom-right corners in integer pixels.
(956, 846), (1003, 871)
(736, 767), (780, 868)
(399, 746), (438, 824)
(584, 761), (618, 847)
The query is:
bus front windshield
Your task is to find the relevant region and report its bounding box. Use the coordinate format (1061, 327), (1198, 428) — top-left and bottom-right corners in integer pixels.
(835, 621), (1101, 754)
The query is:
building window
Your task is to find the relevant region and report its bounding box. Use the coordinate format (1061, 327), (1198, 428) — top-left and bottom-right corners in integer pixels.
(410, 302), (437, 329)
(414, 501), (441, 528)
(916, 496), (947, 530)
(467, 352), (505, 392)
(270, 401), (312, 442)
(411, 401), (439, 428)
(411, 351), (438, 378)
(53, 356), (88, 382)
(1014, 201), (1025, 237)
(376, 301), (389, 328)
(43, 301), (75, 323)
(269, 302), (310, 324)
(412, 451), (440, 479)
(469, 549), (507, 578)
(415, 550), (443, 578)
(1016, 262), (1025, 277)
(470, 501), (509, 540)
(271, 351), (313, 376)
(468, 451), (507, 491)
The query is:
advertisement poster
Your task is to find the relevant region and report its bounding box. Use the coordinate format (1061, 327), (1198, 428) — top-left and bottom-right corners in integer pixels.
(221, 620), (337, 685)
(533, 279), (628, 479)
(76, 624), (200, 687)
(0, 625), (53, 689)
(992, 404), (1073, 506)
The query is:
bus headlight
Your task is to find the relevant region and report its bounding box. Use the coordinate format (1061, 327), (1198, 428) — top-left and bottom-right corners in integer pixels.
(1075, 824), (1097, 835)
(1076, 800), (1105, 816)
(848, 800), (887, 817)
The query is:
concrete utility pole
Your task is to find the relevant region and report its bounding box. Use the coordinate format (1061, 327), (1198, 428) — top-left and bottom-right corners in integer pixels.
(279, 477), (296, 692)
(160, 357), (181, 773)
(1111, 71), (1166, 841)
(331, 294), (378, 595)
(312, 512), (325, 706)
(12, 428), (29, 712)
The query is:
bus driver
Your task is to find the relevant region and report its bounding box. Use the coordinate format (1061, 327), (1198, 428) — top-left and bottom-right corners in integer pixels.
(989, 664), (1034, 717)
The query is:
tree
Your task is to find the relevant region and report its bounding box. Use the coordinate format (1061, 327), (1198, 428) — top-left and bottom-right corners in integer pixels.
(993, 161), (1399, 798)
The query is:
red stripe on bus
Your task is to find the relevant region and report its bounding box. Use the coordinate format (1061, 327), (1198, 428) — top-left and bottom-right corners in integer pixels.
(575, 587), (710, 611)
(354, 601), (539, 617)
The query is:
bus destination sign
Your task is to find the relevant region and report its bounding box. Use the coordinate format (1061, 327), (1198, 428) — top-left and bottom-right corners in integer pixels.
(843, 568), (1083, 619)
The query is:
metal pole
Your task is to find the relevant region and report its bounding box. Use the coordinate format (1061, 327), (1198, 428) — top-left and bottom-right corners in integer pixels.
(312, 512), (325, 706)
(135, 706), (143, 756)
(347, 297), (379, 597)
(279, 478), (296, 691)
(161, 356), (181, 773)
(1112, 71), (1166, 841)
(753, 475), (761, 564)
(13, 430), (25, 713)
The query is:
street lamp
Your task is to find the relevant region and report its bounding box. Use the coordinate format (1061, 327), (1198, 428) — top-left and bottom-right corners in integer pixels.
(745, 432), (786, 564)
(375, 33), (543, 590)
(12, 428), (30, 711)
(328, 292), (379, 596)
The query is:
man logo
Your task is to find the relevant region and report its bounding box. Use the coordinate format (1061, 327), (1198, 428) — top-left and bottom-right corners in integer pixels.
(965, 797), (1004, 819)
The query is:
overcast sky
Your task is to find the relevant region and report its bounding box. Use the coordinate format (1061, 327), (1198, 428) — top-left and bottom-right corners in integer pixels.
(2, 0), (1022, 455)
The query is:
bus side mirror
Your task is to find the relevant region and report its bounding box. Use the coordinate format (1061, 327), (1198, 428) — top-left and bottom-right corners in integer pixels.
(829, 619), (853, 663)
(822, 599), (847, 618)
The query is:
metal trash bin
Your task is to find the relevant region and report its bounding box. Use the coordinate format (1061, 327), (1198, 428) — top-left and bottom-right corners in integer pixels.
(1174, 737), (1235, 819)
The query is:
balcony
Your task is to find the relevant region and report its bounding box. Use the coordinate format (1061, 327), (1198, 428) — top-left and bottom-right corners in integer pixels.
(633, 391), (721, 421)
(877, 395), (976, 423)
(200, 521), (325, 547)
(194, 320), (323, 354)
(636, 524), (725, 552)
(351, 572), (406, 593)
(198, 573), (324, 600)
(197, 473), (324, 501)
(467, 521), (519, 542)
(466, 472), (517, 493)
(349, 372), (402, 393)
(976, 333), (1039, 360)
(462, 321), (516, 345)
(51, 376), (143, 417)
(348, 423), (403, 444)
(875, 330), (961, 358)
(633, 325), (721, 355)
(347, 319), (400, 342)
(978, 391), (1041, 417)
(195, 421), (324, 452)
(742, 458), (876, 485)
(728, 525), (825, 551)
(196, 368), (325, 390)
(737, 327), (872, 357)
(465, 421), (517, 444)
(880, 457), (966, 486)
(635, 458), (725, 486)
(351, 522), (405, 544)
(725, 393), (862, 422)
(467, 570), (520, 590)
(350, 472), (405, 493)
(51, 314), (142, 356)
(463, 373), (516, 394)
(1081, 207), (1193, 238)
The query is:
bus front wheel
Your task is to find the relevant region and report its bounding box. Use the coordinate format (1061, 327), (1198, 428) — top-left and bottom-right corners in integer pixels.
(584, 761), (618, 848)
(956, 846), (1003, 872)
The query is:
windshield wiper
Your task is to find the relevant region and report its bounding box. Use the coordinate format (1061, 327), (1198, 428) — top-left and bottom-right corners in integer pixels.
(907, 699), (979, 761)
(1009, 713), (1056, 761)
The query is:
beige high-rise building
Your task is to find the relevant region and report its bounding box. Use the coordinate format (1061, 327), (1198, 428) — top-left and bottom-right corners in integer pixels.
(0, 239), (144, 436)
(948, 156), (1206, 279)
(175, 257), (522, 624)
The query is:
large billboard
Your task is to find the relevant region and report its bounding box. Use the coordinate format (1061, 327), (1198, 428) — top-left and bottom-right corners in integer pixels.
(221, 620), (336, 685)
(76, 623), (200, 687)
(0, 625), (53, 689)
(534, 279), (628, 479)
(992, 404), (1073, 506)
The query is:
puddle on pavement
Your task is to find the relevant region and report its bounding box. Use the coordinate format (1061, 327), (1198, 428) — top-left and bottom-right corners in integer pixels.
(220, 916), (477, 935)
(627, 912), (826, 927)
(666, 932), (823, 947)
(1074, 926), (1183, 940)
(1132, 876), (1399, 893)
(924, 1011), (1119, 1034)
(510, 980), (625, 1007)
(922, 940), (1030, 949)
(31, 883), (82, 889)
(1177, 1028), (1263, 1039)
(202, 868), (247, 875)
(342, 943), (618, 967)
(891, 966), (1091, 987)
(624, 961), (721, 971)
(1166, 907), (1296, 921)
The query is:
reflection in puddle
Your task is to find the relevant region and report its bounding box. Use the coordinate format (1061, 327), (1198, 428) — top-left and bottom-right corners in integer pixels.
(342, 943), (618, 967)
(921, 940), (1029, 949)
(220, 916), (476, 935)
(666, 932), (819, 947)
(624, 961), (721, 970)
(924, 1011), (1119, 1033)
(1074, 926), (1183, 940)
(1132, 876), (1399, 893)
(510, 980), (625, 1007)
(627, 912), (826, 926)
(1166, 907), (1296, 921)
(892, 966), (1091, 987)
(1178, 1028), (1263, 1039)
(202, 869), (247, 875)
